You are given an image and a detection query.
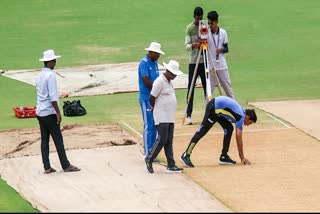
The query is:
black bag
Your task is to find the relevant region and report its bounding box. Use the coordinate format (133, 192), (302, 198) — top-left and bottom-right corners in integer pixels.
(63, 100), (87, 117)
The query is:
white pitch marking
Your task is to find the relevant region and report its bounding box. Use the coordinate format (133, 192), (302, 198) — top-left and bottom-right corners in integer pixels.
(122, 122), (143, 138)
(267, 113), (291, 128)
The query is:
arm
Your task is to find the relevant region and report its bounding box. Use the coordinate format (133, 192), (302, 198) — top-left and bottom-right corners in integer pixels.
(216, 43), (229, 54)
(236, 127), (251, 165)
(52, 101), (62, 124)
(142, 76), (153, 89)
(149, 95), (155, 112)
(48, 73), (61, 124)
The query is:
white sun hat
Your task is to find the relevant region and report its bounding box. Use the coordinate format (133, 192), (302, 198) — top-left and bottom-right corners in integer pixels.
(144, 42), (165, 55)
(163, 60), (183, 76)
(39, 49), (61, 62)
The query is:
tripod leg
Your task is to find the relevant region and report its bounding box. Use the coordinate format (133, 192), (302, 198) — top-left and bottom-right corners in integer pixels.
(182, 50), (202, 125)
(207, 50), (223, 96)
(203, 48), (212, 100)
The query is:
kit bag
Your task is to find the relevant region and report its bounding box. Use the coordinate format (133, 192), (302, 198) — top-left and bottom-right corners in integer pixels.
(63, 100), (87, 117)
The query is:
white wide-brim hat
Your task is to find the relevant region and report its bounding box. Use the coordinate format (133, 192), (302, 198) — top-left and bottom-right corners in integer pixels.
(163, 60), (183, 76)
(39, 49), (61, 62)
(145, 42), (165, 55)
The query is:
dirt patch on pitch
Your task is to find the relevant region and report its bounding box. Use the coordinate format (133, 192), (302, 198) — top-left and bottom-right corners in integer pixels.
(0, 123), (138, 160)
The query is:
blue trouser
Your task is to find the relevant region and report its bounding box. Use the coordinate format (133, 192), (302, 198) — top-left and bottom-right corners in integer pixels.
(140, 100), (157, 156)
(37, 114), (70, 170)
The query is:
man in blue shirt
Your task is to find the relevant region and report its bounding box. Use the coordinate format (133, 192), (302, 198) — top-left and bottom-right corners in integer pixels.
(180, 96), (257, 167)
(138, 42), (165, 157)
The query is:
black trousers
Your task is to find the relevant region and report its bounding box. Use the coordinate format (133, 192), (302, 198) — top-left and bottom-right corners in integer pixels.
(190, 99), (234, 156)
(37, 114), (70, 170)
(148, 123), (175, 168)
(186, 63), (207, 117)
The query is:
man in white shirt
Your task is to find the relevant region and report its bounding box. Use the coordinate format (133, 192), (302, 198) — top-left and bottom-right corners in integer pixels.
(144, 60), (184, 173)
(207, 11), (235, 99)
(36, 49), (80, 174)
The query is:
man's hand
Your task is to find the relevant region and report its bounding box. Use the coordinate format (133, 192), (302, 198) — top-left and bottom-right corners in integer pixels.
(56, 112), (62, 124)
(241, 157), (251, 165)
(192, 39), (200, 49)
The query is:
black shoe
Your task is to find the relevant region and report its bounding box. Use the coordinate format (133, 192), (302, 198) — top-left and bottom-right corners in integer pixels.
(145, 157), (154, 173)
(166, 165), (183, 173)
(180, 152), (194, 168)
(219, 154), (236, 165)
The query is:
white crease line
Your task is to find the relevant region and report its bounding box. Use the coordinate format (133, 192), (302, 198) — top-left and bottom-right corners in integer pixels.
(267, 113), (291, 128)
(122, 122), (143, 138)
(122, 122), (292, 138)
(174, 127), (293, 137)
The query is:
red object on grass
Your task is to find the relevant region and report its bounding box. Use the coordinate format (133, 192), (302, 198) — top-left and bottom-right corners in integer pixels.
(13, 106), (37, 118)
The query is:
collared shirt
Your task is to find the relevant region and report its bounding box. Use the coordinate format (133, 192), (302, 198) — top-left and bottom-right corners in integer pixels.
(138, 54), (159, 103)
(208, 27), (229, 70)
(185, 21), (204, 64)
(35, 67), (59, 116)
(150, 74), (177, 125)
(214, 96), (245, 131)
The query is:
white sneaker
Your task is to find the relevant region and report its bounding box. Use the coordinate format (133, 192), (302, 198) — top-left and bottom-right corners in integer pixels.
(186, 116), (192, 125)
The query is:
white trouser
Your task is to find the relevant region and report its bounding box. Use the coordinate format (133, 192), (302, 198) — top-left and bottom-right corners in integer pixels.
(209, 69), (235, 99)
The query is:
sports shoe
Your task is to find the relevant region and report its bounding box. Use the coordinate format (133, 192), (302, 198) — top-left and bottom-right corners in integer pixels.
(166, 165), (183, 173)
(219, 154), (236, 165)
(145, 157), (154, 173)
(180, 152), (194, 168)
(186, 116), (192, 125)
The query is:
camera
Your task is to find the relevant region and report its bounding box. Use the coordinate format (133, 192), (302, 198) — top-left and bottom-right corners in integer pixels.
(198, 20), (209, 42)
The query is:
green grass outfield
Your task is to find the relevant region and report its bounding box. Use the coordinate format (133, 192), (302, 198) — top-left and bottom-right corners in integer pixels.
(0, 0), (320, 212)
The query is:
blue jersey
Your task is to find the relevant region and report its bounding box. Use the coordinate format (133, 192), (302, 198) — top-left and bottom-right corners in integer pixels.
(138, 55), (159, 103)
(214, 96), (246, 131)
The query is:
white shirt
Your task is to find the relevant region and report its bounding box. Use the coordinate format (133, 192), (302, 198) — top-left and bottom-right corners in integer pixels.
(208, 27), (229, 70)
(150, 74), (177, 125)
(35, 67), (59, 116)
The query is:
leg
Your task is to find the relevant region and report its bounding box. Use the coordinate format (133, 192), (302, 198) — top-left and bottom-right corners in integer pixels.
(217, 117), (234, 156)
(209, 69), (216, 96)
(37, 116), (51, 170)
(186, 99), (216, 155)
(148, 123), (168, 161)
(186, 64), (197, 118)
(47, 114), (70, 170)
(217, 69), (235, 99)
(163, 123), (175, 168)
(140, 101), (157, 156)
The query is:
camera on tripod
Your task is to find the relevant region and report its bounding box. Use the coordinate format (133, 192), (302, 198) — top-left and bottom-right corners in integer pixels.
(198, 20), (209, 43)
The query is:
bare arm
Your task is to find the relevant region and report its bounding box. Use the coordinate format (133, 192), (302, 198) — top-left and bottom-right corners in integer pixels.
(149, 95), (156, 113)
(142, 76), (153, 89)
(236, 128), (251, 165)
(52, 101), (62, 124)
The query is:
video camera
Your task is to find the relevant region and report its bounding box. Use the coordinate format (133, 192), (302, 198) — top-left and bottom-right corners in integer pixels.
(198, 20), (209, 43)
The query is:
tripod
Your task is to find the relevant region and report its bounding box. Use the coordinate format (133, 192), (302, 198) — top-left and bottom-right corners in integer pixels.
(182, 28), (223, 125)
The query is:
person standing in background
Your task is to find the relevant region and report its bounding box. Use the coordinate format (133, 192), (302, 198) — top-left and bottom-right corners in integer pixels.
(207, 11), (235, 99)
(36, 49), (80, 174)
(145, 60), (184, 173)
(138, 42), (165, 160)
(184, 6), (208, 125)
